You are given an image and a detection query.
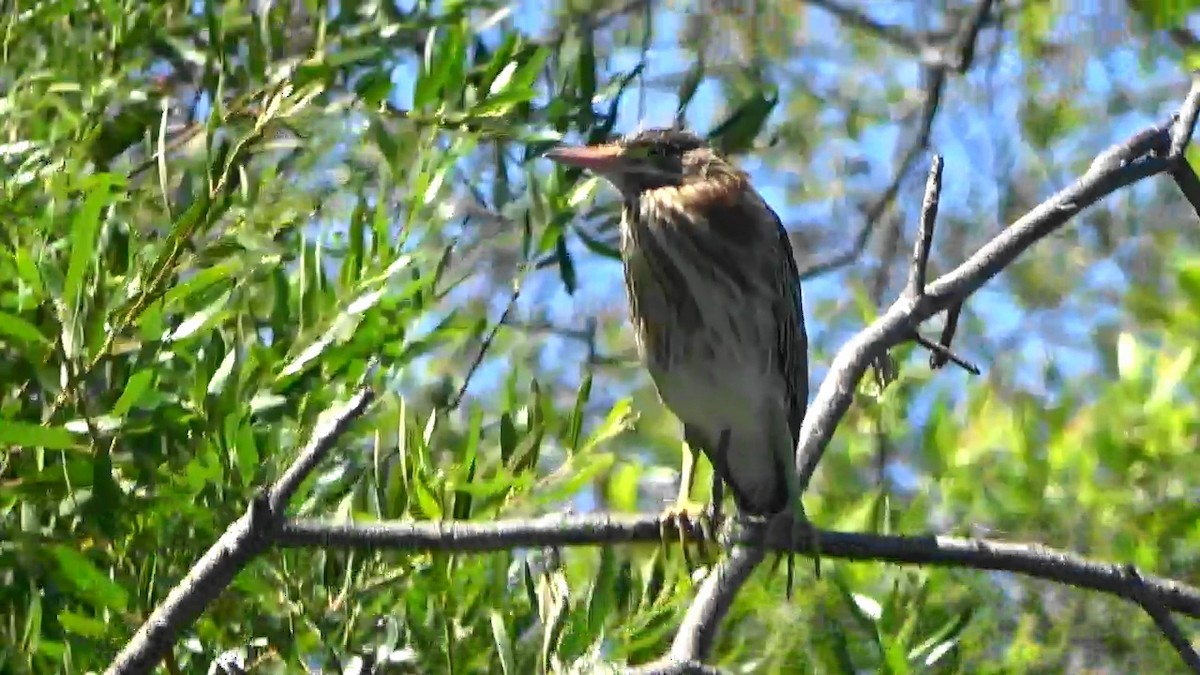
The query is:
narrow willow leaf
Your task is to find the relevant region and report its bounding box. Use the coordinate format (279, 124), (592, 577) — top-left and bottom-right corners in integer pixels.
(489, 612), (515, 675)
(166, 288), (232, 342)
(0, 422), (81, 450)
(0, 311), (50, 347)
(111, 369), (154, 417)
(49, 545), (129, 612)
(580, 399), (634, 454)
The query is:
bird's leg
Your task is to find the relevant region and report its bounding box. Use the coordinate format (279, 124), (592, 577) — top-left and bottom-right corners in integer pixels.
(770, 418), (820, 599)
(660, 431), (727, 567)
(701, 429), (731, 547)
(659, 441), (706, 567)
(707, 465), (724, 540)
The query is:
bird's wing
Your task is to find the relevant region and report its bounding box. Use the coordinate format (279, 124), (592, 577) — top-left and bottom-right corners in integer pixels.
(701, 183), (810, 445)
(765, 203), (810, 447)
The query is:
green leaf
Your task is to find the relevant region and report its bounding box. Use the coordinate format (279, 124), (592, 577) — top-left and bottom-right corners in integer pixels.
(415, 23), (467, 109)
(499, 412), (518, 464)
(1116, 331), (1140, 380)
(509, 46), (548, 94)
(586, 545), (617, 636)
(13, 245), (45, 296)
(490, 611), (516, 675)
(63, 174), (122, 315)
(470, 88), (536, 118)
(233, 419), (259, 487)
(606, 463), (640, 512)
(581, 399), (635, 454)
(49, 545), (128, 612)
(111, 369), (155, 417)
(1128, 0), (1200, 28)
(577, 34), (597, 104)
(277, 286), (388, 380)
(452, 405), (482, 521)
(21, 584), (41, 656)
(909, 608), (972, 664)
(412, 475), (443, 520)
(574, 224), (621, 261)
(488, 61), (520, 98)
(1176, 258), (1200, 304)
(56, 610), (107, 638)
(0, 422), (82, 450)
(0, 311), (50, 347)
(879, 631), (911, 675)
(567, 373), (592, 452)
(207, 347), (237, 396)
(708, 89), (777, 156)
(158, 259), (241, 312)
(166, 288), (232, 342)
(554, 233), (576, 294)
(675, 59), (705, 119)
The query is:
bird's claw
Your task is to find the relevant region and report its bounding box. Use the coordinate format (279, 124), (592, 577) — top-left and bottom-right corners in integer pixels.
(658, 500), (718, 568)
(767, 506), (820, 599)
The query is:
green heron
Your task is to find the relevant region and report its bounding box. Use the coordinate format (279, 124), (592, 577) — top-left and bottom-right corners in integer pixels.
(546, 128), (810, 573)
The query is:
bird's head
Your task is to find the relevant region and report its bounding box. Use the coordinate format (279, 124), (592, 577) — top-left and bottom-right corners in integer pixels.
(545, 128), (740, 201)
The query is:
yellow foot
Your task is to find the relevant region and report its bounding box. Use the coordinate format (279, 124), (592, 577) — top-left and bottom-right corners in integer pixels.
(658, 500), (717, 568)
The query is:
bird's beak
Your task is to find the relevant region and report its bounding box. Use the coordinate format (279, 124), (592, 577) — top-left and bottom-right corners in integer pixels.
(544, 143), (626, 175)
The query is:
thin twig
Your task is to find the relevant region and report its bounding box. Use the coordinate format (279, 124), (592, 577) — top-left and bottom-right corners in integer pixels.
(907, 154), (944, 298)
(803, 0), (923, 54)
(945, 0), (997, 73)
(448, 279), (523, 409)
(929, 299), (965, 370)
(1168, 75), (1200, 220)
(798, 68), (945, 280)
(1171, 161), (1200, 222)
(269, 387), (377, 512)
(912, 332), (979, 374)
(797, 0), (995, 280)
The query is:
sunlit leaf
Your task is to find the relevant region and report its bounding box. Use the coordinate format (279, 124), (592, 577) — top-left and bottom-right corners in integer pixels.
(0, 422), (82, 450)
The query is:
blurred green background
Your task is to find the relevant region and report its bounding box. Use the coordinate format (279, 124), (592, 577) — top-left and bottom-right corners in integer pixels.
(4, 0), (1200, 672)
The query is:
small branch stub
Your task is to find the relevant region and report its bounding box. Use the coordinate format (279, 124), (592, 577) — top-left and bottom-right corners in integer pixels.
(907, 153), (943, 299)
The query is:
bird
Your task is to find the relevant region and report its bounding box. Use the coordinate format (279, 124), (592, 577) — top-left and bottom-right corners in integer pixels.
(545, 128), (810, 581)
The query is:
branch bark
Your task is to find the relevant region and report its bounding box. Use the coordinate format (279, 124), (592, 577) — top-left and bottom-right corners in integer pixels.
(276, 515), (1200, 620)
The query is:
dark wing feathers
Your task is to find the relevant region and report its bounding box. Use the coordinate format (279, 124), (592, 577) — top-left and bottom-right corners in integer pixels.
(769, 209), (809, 447)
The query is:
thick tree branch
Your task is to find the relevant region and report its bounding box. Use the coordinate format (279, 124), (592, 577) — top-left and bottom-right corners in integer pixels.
(1125, 565), (1200, 673)
(669, 545), (766, 663)
(275, 514), (1200, 620)
(105, 388), (375, 675)
(1167, 92), (1200, 220)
